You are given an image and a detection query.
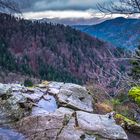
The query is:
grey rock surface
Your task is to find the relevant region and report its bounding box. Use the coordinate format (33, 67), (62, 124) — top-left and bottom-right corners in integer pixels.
(16, 113), (65, 140)
(57, 83), (93, 112)
(76, 111), (128, 140)
(0, 82), (129, 140)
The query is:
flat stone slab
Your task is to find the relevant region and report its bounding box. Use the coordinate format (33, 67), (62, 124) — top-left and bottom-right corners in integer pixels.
(37, 95), (58, 112)
(23, 90), (44, 102)
(57, 117), (96, 140)
(48, 82), (64, 89)
(76, 111), (128, 140)
(48, 88), (60, 95)
(0, 128), (25, 140)
(16, 114), (65, 140)
(31, 107), (49, 116)
(57, 83), (93, 112)
(56, 107), (74, 116)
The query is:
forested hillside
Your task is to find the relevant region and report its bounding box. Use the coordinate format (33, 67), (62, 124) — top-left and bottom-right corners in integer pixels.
(74, 17), (140, 49)
(0, 13), (129, 93)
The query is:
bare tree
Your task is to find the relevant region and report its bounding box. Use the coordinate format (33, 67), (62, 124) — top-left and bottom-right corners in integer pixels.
(0, 0), (21, 13)
(97, 0), (140, 15)
(95, 0), (140, 95)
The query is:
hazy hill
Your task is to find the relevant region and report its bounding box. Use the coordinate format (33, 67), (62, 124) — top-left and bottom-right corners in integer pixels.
(74, 17), (140, 49)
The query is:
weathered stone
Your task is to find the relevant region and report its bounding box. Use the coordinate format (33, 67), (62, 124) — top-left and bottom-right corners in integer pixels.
(48, 82), (64, 89)
(0, 83), (11, 96)
(76, 111), (128, 140)
(36, 81), (49, 90)
(31, 107), (49, 116)
(41, 81), (50, 87)
(57, 117), (85, 140)
(37, 84), (47, 88)
(58, 83), (93, 112)
(57, 117), (96, 140)
(10, 84), (25, 92)
(0, 91), (27, 125)
(0, 128), (25, 140)
(16, 114), (65, 140)
(48, 88), (60, 95)
(23, 90), (44, 102)
(30, 94), (58, 115)
(55, 107), (75, 121)
(56, 107), (74, 116)
(36, 87), (48, 93)
(37, 95), (58, 112)
(26, 87), (35, 93)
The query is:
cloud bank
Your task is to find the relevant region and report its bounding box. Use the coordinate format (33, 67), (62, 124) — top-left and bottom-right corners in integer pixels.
(14, 0), (130, 25)
(16, 0), (110, 12)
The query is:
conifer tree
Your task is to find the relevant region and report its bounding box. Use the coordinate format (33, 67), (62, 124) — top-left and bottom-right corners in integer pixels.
(131, 45), (140, 80)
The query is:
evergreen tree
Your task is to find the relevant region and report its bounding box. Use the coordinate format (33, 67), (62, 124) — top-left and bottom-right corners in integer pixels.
(0, 40), (17, 71)
(131, 45), (140, 80)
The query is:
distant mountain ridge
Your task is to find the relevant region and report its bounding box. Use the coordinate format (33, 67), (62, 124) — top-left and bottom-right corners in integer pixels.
(39, 17), (107, 25)
(74, 17), (140, 49)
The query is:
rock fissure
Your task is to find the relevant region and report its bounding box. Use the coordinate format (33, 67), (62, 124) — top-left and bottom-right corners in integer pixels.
(56, 114), (73, 139)
(74, 112), (79, 128)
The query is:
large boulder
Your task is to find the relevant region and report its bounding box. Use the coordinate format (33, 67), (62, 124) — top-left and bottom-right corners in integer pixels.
(16, 107), (75, 140)
(22, 88), (44, 102)
(15, 108), (128, 140)
(0, 90), (28, 125)
(47, 82), (64, 95)
(15, 113), (66, 140)
(57, 83), (93, 112)
(39, 82), (94, 113)
(76, 111), (128, 140)
(57, 117), (96, 140)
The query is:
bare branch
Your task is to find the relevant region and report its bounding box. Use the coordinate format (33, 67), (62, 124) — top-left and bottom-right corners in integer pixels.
(97, 0), (140, 15)
(0, 0), (21, 13)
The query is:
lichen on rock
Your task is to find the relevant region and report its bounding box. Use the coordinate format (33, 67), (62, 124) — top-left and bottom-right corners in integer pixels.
(115, 114), (140, 134)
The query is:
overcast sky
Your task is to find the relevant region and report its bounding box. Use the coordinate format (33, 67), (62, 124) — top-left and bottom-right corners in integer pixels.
(16, 0), (110, 12)
(12, 0), (132, 25)
(14, 0), (113, 19)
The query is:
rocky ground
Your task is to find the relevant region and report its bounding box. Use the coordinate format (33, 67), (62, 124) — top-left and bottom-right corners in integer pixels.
(0, 81), (140, 140)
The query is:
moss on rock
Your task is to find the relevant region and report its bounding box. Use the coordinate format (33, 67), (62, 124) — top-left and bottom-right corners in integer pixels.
(115, 114), (140, 133)
(115, 114), (137, 125)
(129, 87), (140, 106)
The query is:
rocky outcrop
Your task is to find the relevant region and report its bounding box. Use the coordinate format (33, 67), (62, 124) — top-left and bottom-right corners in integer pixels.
(0, 82), (129, 140)
(15, 110), (128, 140)
(76, 111), (127, 139)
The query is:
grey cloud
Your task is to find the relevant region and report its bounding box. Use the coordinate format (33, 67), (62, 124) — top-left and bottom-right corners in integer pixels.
(14, 0), (111, 12)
